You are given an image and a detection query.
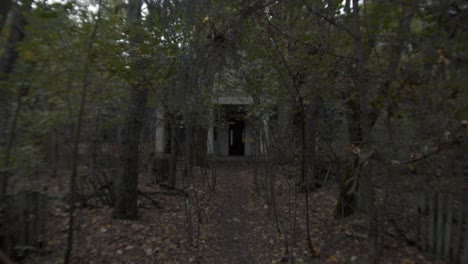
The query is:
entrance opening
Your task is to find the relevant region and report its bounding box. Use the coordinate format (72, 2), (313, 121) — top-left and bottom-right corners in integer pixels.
(228, 117), (245, 156)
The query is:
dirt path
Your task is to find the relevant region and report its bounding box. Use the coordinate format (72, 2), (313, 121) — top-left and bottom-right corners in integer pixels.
(209, 159), (255, 263)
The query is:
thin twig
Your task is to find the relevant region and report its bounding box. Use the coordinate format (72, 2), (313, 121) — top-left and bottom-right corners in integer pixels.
(137, 190), (163, 209)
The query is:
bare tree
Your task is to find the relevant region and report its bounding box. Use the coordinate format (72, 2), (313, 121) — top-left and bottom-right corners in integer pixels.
(0, 0), (32, 200)
(63, 3), (102, 262)
(0, 0), (12, 34)
(113, 0), (147, 219)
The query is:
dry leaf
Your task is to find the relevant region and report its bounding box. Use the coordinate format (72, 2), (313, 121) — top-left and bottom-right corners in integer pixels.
(313, 246), (322, 256)
(401, 257), (414, 264)
(326, 255), (338, 263)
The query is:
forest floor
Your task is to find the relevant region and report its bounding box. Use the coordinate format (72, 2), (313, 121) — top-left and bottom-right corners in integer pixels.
(15, 157), (448, 263)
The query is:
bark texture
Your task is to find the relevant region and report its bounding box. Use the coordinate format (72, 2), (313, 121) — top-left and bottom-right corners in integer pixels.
(0, 0), (11, 34)
(168, 121), (177, 188)
(0, 0), (31, 201)
(303, 98), (322, 190)
(113, 0), (146, 219)
(0, 1), (30, 75)
(113, 87), (147, 219)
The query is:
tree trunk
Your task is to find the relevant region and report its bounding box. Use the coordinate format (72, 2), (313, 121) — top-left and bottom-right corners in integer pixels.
(113, 0), (146, 219)
(0, 88), (23, 200)
(49, 128), (59, 178)
(335, 0), (370, 219)
(194, 126), (207, 168)
(2, 191), (47, 258)
(0, 0), (31, 201)
(63, 3), (102, 262)
(0, 0), (11, 34)
(184, 112), (194, 180)
(334, 93), (362, 219)
(168, 119), (177, 188)
(278, 97), (294, 163)
(113, 86), (147, 219)
(303, 97), (322, 190)
(351, 0), (379, 262)
(0, 1), (30, 75)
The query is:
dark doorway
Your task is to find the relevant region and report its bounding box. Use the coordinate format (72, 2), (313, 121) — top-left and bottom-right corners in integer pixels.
(228, 117), (245, 156)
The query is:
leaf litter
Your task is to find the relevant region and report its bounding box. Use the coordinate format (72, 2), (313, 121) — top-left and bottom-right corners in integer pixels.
(22, 159), (444, 263)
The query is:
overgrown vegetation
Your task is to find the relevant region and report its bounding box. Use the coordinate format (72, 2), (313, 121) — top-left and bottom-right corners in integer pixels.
(0, 0), (467, 263)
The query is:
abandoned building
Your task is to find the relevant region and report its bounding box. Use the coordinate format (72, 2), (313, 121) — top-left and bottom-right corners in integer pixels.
(153, 89), (270, 157)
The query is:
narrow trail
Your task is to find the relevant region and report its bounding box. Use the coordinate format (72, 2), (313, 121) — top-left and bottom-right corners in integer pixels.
(209, 158), (256, 263)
